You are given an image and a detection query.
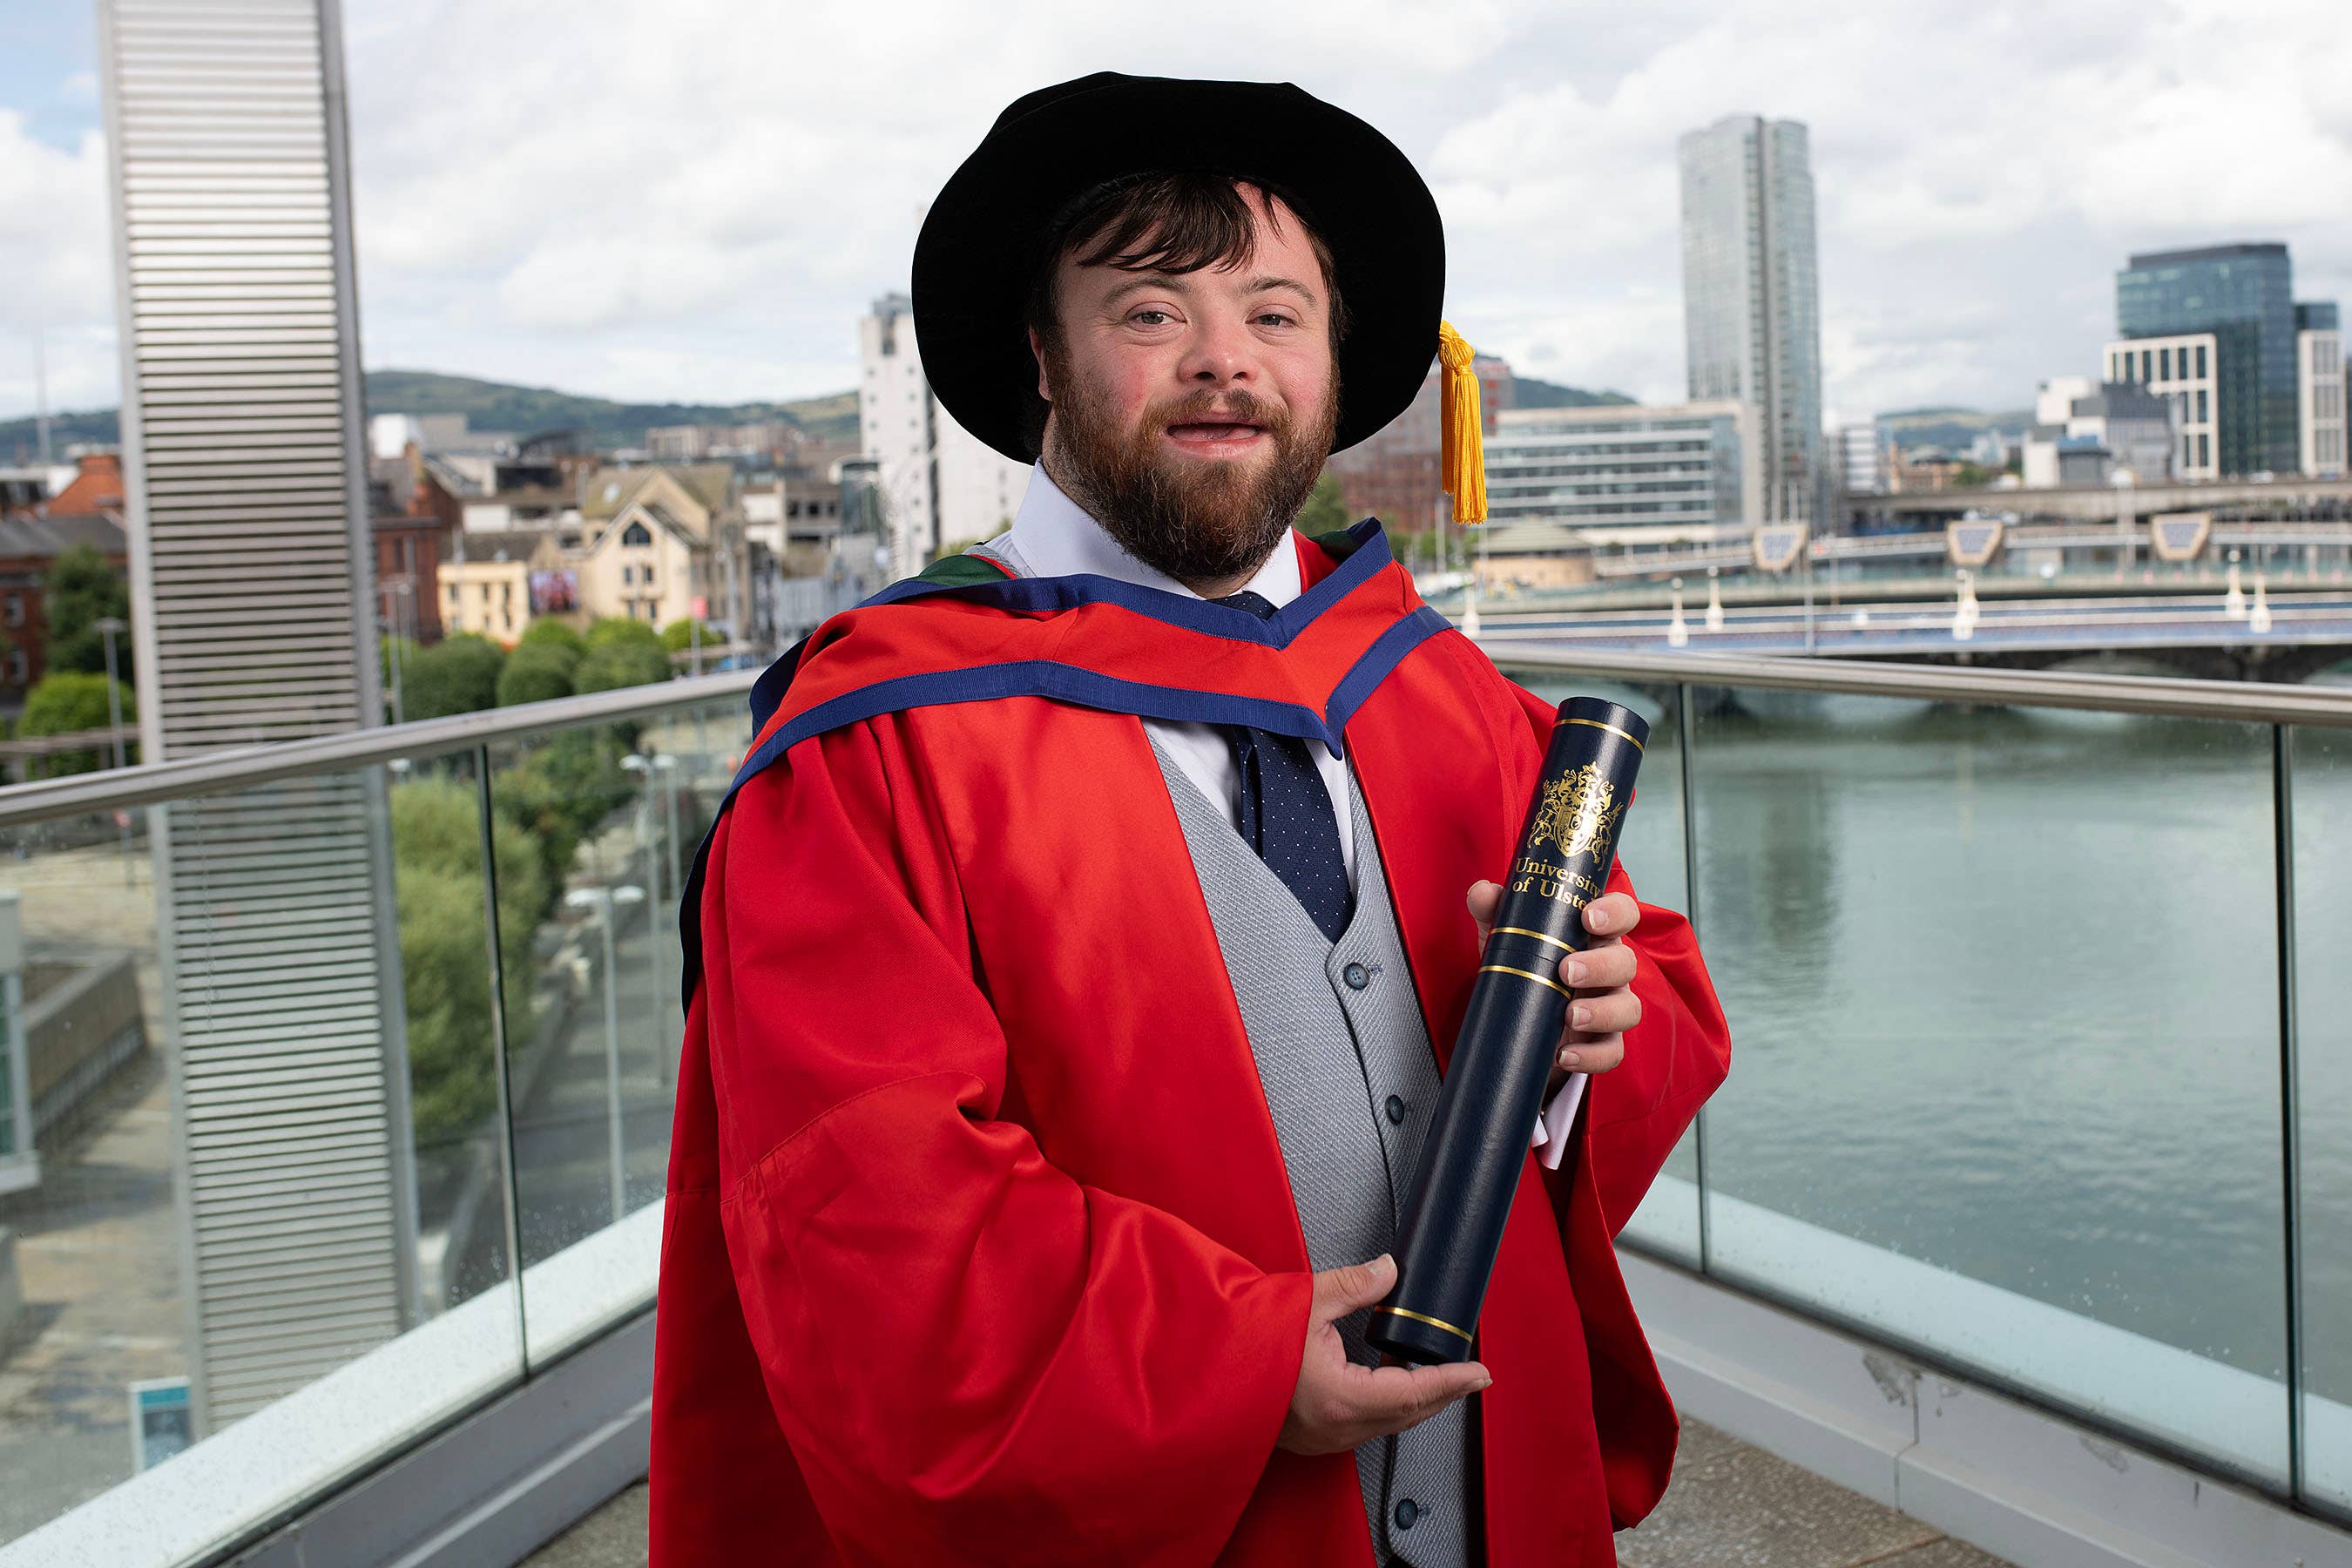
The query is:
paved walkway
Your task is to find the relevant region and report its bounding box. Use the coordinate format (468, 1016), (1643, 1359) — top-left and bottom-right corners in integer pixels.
(524, 1418), (2016, 1567)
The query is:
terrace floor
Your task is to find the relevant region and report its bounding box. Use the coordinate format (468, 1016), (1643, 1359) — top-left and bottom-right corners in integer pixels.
(524, 1416), (2019, 1566)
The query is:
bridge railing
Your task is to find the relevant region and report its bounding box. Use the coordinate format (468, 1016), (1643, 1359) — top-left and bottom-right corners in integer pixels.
(1490, 646), (2351, 1523)
(0, 652), (2346, 1560)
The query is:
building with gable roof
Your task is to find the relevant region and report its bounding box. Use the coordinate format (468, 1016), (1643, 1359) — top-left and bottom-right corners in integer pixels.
(573, 463), (748, 632)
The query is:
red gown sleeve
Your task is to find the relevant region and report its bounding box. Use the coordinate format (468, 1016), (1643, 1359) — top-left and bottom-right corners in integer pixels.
(699, 711), (1313, 1565)
(1507, 681), (1731, 1234)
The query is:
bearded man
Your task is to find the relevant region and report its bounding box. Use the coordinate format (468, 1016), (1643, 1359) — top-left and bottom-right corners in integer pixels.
(651, 73), (1730, 1567)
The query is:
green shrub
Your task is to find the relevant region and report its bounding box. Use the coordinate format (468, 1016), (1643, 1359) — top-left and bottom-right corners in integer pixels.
(661, 618), (715, 654)
(496, 641), (578, 707)
(403, 633), (504, 720)
(19, 671), (135, 777)
(585, 617), (665, 655)
(517, 618), (586, 668)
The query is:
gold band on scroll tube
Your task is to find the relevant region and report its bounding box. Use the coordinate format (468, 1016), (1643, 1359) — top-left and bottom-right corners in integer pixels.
(1371, 1304), (1475, 1344)
(1491, 926), (1576, 953)
(1563, 716), (1644, 752)
(1479, 963), (1572, 999)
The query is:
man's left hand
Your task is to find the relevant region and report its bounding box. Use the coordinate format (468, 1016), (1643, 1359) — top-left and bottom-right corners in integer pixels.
(1464, 882), (1641, 1080)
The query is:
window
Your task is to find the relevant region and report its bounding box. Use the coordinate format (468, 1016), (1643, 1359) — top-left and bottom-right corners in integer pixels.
(621, 521), (652, 547)
(621, 564), (633, 585)
(2197, 389), (2208, 422)
(2, 595), (19, 629)
(2199, 433), (2211, 468)
(2142, 348), (2154, 382)
(2159, 347), (2173, 381)
(6, 650), (24, 685)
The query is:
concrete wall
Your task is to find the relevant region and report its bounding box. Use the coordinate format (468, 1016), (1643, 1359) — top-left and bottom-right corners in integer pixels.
(25, 948), (145, 1138)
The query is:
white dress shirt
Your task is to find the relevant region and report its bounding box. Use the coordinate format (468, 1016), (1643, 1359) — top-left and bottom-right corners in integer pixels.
(977, 465), (1585, 1166)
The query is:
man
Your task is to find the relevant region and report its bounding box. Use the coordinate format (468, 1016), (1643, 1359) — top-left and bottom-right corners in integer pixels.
(652, 74), (1729, 1566)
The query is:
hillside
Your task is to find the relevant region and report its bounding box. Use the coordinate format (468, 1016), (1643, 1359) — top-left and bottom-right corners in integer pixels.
(1, 371), (863, 459)
(1512, 375), (1636, 409)
(1877, 405), (2035, 455)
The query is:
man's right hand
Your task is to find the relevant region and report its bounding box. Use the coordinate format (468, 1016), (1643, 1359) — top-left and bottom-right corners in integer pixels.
(1275, 1254), (1492, 1456)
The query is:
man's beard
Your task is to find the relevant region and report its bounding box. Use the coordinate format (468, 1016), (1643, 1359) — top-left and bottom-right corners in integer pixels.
(1040, 342), (1339, 590)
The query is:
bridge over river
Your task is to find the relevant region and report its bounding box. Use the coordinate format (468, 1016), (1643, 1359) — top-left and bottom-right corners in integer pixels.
(1469, 585), (2352, 680)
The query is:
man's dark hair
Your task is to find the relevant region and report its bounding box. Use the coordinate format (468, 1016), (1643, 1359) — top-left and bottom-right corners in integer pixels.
(1019, 172), (1348, 457)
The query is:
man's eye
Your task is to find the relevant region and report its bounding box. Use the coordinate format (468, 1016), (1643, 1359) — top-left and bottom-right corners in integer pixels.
(1130, 309), (1173, 326)
(1255, 313), (1297, 328)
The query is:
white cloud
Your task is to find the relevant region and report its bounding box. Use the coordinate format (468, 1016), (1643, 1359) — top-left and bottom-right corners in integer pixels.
(5, 0), (2352, 422)
(0, 109), (115, 419)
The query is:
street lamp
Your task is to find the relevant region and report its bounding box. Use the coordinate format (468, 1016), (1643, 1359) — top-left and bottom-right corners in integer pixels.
(564, 882), (646, 1223)
(1666, 578), (1690, 648)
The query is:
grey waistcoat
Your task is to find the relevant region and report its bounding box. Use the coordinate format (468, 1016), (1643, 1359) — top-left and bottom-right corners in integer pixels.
(1150, 741), (1475, 1568)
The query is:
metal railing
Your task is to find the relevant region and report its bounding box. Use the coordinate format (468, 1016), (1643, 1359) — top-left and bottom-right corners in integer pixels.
(0, 670), (762, 828)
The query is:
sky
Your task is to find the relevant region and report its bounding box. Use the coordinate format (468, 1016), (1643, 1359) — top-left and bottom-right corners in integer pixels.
(3, 0), (2350, 429)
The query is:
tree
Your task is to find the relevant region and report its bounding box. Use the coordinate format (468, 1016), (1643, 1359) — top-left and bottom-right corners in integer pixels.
(1296, 470), (1352, 535)
(44, 544), (132, 679)
(402, 633), (505, 720)
(19, 671), (135, 777)
(585, 616), (665, 655)
(389, 775), (547, 1151)
(660, 618), (716, 655)
(517, 618), (586, 669)
(496, 641), (578, 707)
(578, 618), (672, 693)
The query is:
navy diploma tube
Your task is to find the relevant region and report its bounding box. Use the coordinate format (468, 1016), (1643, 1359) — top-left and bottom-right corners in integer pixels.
(1369, 697), (1648, 1364)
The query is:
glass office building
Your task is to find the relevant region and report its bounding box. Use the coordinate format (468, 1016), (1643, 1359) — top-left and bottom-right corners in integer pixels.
(1678, 114), (1825, 525)
(2115, 243), (2298, 476)
(1483, 401), (1753, 533)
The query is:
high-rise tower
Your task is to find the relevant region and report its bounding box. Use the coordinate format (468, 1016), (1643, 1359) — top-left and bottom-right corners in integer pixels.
(2113, 243), (2300, 478)
(1678, 114), (1824, 526)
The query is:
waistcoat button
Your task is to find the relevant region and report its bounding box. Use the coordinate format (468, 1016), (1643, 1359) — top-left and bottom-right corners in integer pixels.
(1394, 1498), (1420, 1530)
(1342, 962), (1370, 990)
(1385, 1093), (1406, 1125)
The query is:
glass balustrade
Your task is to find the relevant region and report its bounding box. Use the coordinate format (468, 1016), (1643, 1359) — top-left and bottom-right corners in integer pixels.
(0, 686), (751, 1562)
(2289, 725), (2352, 1511)
(2, 659), (2348, 1564)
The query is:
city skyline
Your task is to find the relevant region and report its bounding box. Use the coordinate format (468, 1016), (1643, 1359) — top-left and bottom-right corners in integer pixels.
(3, 1), (2351, 429)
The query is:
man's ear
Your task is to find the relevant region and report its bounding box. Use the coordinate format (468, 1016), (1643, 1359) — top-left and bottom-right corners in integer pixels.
(1028, 325), (1051, 402)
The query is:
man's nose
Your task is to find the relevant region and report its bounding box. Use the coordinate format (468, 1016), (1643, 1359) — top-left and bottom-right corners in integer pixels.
(1180, 315), (1257, 385)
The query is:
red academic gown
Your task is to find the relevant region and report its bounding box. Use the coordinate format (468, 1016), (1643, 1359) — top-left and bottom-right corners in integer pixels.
(651, 520), (1731, 1565)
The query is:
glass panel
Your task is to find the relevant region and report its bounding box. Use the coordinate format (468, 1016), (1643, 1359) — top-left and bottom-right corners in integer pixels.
(1504, 672), (1700, 1263)
(1689, 687), (2288, 1484)
(0, 756), (521, 1554)
(2290, 725), (2352, 1511)
(489, 696), (751, 1365)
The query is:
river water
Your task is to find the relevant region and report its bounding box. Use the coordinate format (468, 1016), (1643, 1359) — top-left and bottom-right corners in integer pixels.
(1511, 668), (2352, 1483)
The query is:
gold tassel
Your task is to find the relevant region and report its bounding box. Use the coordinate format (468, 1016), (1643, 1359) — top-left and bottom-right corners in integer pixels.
(1437, 320), (1487, 524)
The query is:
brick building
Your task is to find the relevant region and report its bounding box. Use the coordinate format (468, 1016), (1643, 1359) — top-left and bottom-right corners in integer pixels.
(1324, 355), (1512, 531)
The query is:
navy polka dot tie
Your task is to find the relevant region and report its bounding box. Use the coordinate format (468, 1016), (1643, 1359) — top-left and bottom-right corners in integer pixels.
(1214, 591), (1352, 942)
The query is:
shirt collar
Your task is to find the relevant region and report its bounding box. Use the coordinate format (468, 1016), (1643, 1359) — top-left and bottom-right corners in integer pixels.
(996, 464), (1303, 608)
